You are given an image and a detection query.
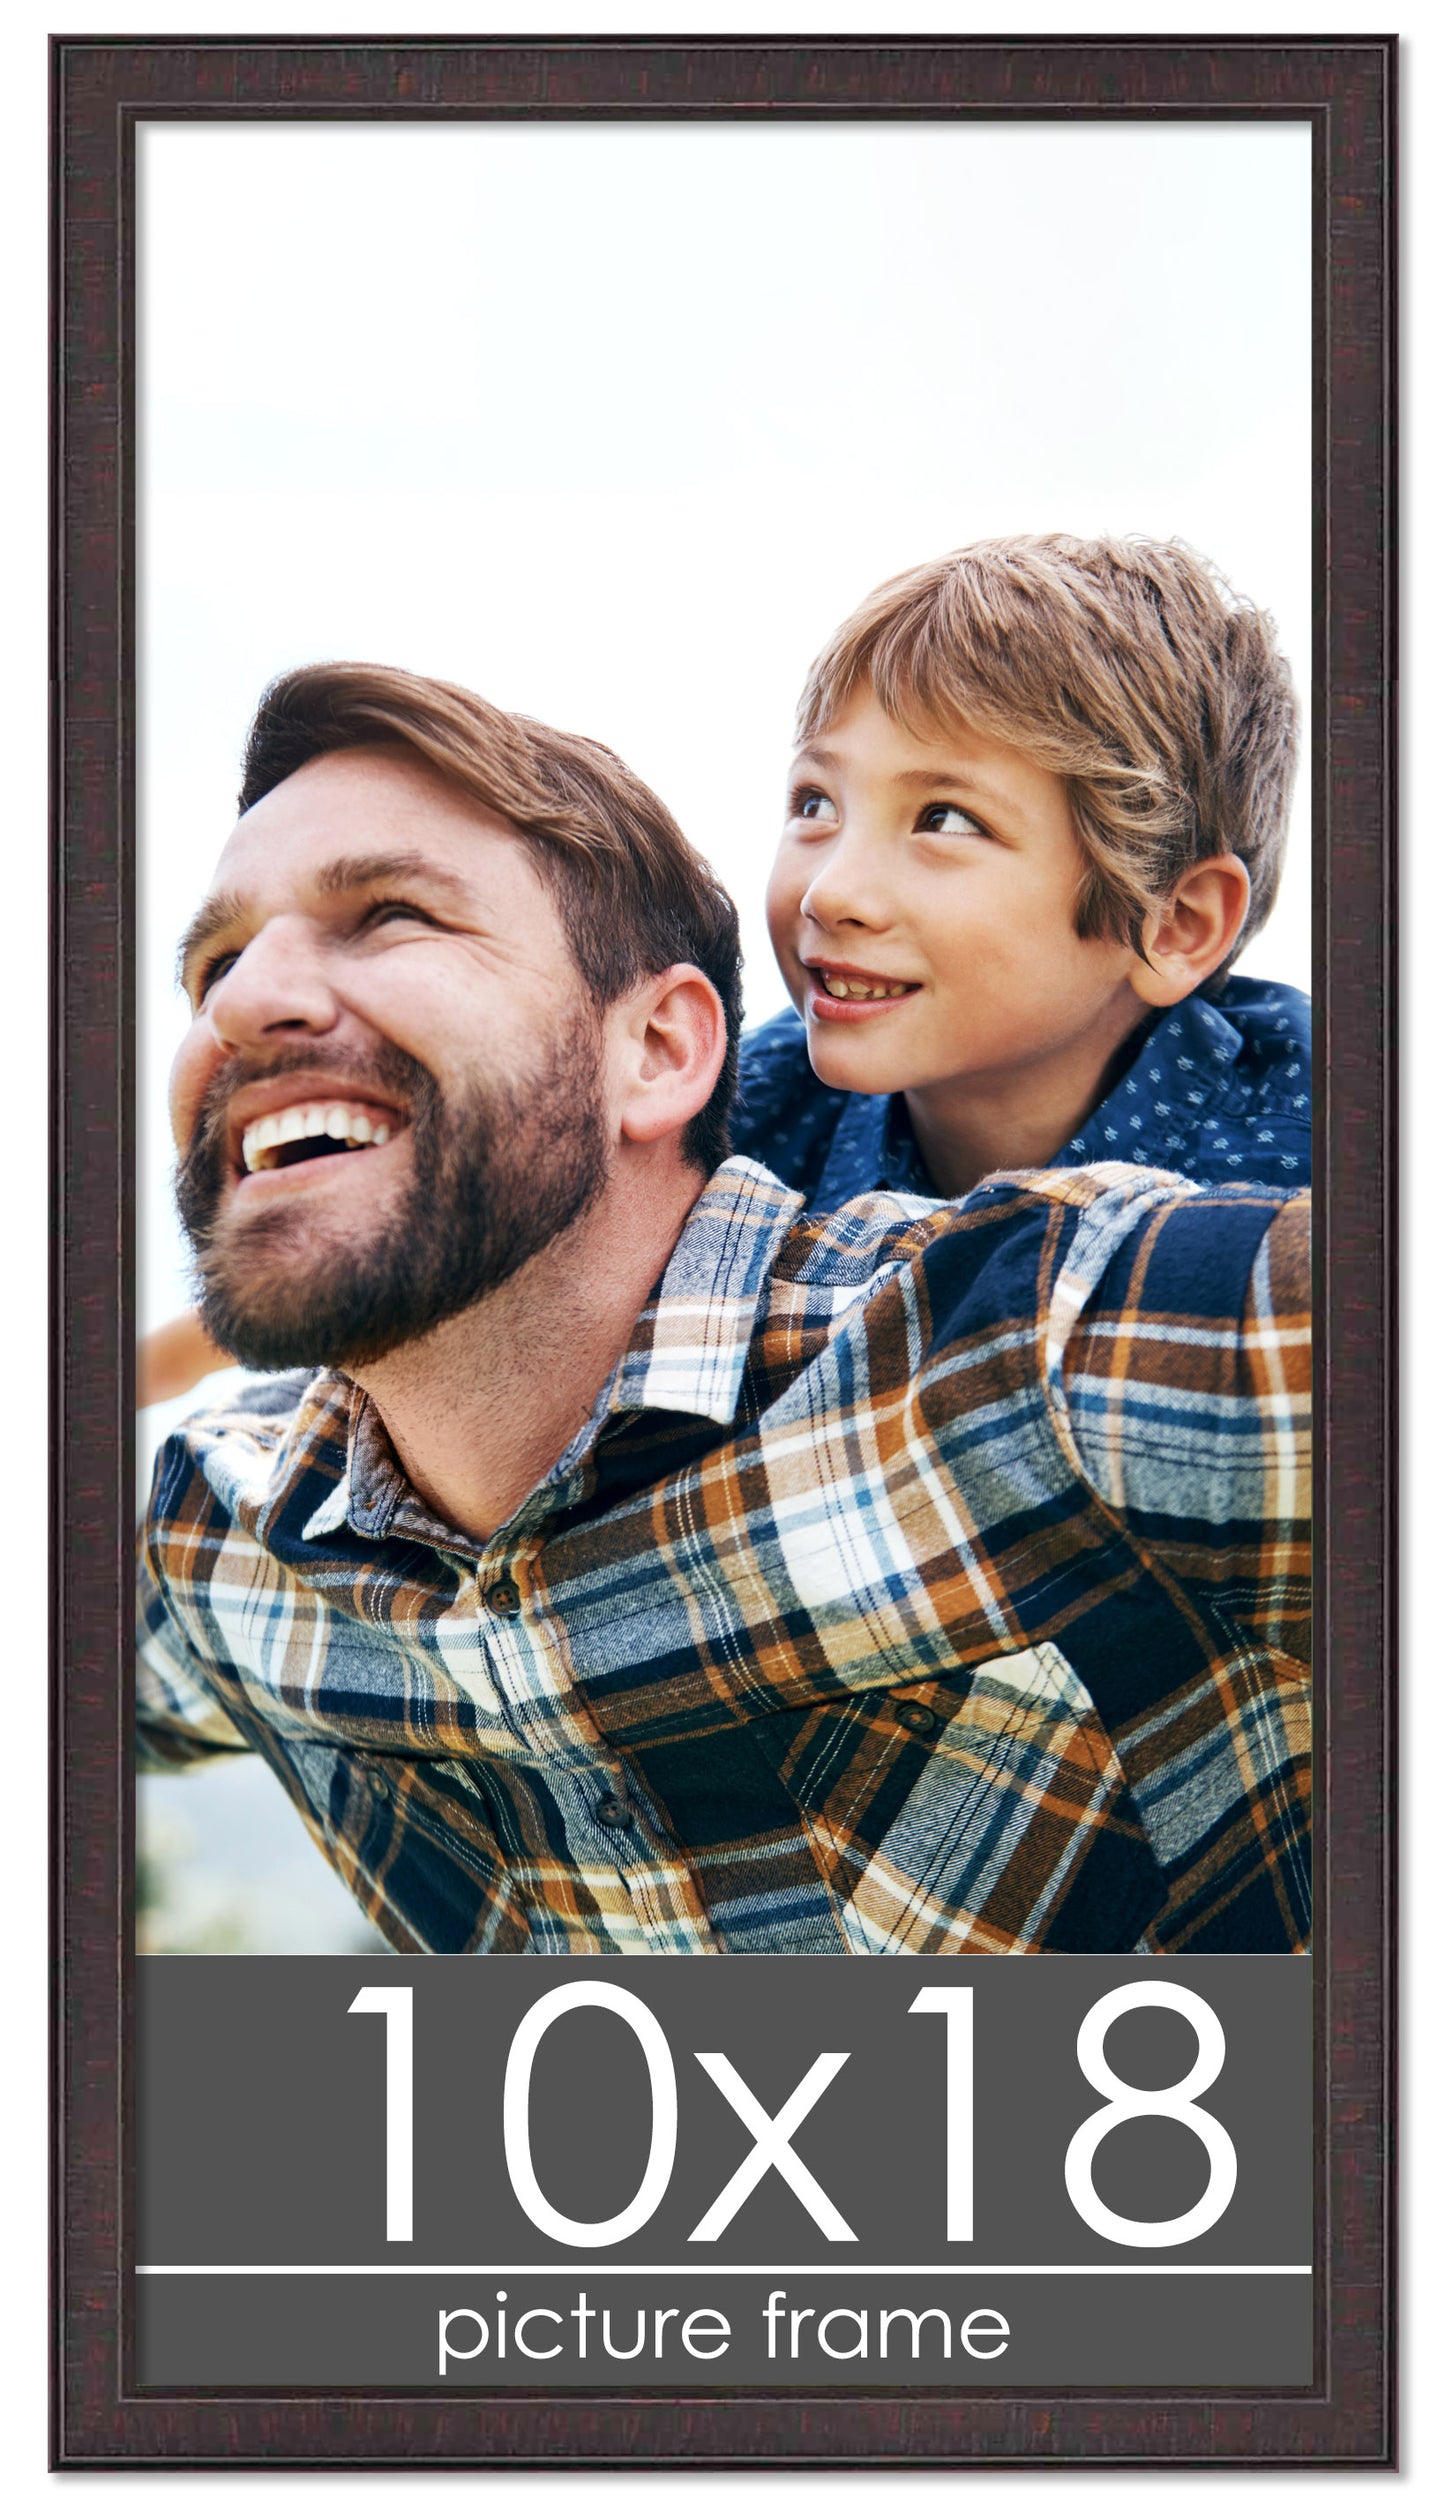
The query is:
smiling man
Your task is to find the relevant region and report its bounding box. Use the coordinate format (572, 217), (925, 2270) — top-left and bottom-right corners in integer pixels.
(138, 662), (1312, 1956)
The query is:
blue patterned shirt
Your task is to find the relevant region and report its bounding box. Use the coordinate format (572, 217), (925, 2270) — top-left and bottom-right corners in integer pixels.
(732, 975), (1310, 1211)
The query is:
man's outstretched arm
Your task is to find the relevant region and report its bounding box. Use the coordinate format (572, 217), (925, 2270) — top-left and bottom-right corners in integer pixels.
(1039, 1182), (1311, 1951)
(136, 1537), (251, 1771)
(1053, 1185), (1311, 1667)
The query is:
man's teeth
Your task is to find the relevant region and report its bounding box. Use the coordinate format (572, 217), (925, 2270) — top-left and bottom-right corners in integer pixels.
(820, 976), (914, 1000)
(241, 1101), (394, 1173)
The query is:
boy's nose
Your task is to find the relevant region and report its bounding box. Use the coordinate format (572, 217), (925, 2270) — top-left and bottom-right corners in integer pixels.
(799, 840), (891, 934)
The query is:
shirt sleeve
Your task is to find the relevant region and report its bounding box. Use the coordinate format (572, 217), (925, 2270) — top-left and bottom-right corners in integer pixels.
(136, 1533), (252, 1771)
(1054, 1187), (1311, 1669)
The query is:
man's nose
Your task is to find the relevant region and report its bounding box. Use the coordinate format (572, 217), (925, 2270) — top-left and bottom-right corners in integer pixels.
(799, 827), (891, 933)
(206, 918), (341, 1050)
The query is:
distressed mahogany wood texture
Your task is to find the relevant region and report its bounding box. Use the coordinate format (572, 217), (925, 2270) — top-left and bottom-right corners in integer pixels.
(52, 33), (1395, 2470)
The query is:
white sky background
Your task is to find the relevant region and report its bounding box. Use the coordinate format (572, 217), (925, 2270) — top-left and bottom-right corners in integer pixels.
(138, 116), (1312, 1334)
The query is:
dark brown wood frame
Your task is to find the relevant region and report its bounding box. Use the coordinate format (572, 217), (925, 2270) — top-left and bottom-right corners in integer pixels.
(52, 33), (1396, 2471)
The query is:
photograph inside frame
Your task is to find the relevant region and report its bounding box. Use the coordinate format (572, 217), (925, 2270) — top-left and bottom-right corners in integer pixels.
(135, 117), (1312, 1969)
(115, 101), (1330, 2405)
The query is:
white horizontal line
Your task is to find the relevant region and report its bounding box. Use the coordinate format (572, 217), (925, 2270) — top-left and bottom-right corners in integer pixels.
(137, 2263), (1312, 2278)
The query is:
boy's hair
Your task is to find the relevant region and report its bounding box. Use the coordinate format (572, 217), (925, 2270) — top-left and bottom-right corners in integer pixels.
(238, 663), (743, 1173)
(797, 535), (1299, 979)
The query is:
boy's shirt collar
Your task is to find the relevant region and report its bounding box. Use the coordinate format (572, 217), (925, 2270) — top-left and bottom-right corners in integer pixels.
(810, 979), (1307, 1206)
(1060, 994), (1243, 1166)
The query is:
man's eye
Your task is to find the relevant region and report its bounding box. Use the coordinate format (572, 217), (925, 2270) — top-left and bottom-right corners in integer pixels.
(918, 803), (987, 837)
(788, 788), (839, 826)
(194, 953), (238, 1000)
(363, 898), (433, 930)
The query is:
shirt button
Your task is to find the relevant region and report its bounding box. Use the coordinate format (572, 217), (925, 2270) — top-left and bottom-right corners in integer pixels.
(596, 1794), (634, 1830)
(487, 1579), (522, 1617)
(366, 1767), (390, 1800)
(895, 1700), (939, 1737)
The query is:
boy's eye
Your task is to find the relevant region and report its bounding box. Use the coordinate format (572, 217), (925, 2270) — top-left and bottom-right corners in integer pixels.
(787, 787), (839, 826)
(917, 802), (988, 838)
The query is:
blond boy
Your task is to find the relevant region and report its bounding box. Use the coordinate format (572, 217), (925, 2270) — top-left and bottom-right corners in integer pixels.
(739, 534), (1308, 1204)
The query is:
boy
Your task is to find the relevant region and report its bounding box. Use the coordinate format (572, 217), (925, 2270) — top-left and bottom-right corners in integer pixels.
(735, 534), (1309, 1205)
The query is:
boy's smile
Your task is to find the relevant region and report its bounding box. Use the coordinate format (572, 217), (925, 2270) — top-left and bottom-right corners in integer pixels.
(803, 954), (922, 1023)
(766, 689), (1159, 1186)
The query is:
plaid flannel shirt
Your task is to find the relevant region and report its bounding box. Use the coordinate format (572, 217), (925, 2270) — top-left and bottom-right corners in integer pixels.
(138, 1158), (1311, 1956)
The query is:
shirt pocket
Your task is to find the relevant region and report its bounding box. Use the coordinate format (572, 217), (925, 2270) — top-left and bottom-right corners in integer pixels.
(747, 1640), (1165, 1954)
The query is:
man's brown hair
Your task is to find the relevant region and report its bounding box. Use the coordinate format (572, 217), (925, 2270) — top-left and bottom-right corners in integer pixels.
(796, 535), (1299, 979)
(238, 663), (743, 1172)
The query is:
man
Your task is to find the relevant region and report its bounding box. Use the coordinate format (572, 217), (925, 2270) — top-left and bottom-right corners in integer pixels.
(139, 662), (1311, 1956)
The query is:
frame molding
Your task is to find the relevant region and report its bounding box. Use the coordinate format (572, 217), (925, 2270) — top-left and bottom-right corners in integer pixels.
(52, 33), (1395, 2470)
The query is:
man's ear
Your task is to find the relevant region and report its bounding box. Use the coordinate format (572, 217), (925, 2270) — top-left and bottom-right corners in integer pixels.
(614, 964), (729, 1150)
(1128, 854), (1252, 1007)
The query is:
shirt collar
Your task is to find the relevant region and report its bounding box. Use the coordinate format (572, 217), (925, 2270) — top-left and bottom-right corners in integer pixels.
(299, 1377), (393, 1542)
(813, 1092), (898, 1207)
(603, 1155), (804, 1426)
(827, 990), (1250, 1199)
(300, 1155), (803, 1544)
(1152, 990), (1246, 1073)
(1064, 992), (1246, 1162)
(878, 1093), (932, 1192)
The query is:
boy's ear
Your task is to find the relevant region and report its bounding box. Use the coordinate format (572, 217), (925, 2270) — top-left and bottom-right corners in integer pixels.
(1127, 854), (1252, 1007)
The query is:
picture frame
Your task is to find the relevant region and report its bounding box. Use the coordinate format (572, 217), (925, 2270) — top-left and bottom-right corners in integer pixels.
(52, 31), (1395, 2471)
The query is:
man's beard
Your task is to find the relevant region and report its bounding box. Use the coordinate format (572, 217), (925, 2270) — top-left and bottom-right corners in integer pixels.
(176, 1017), (609, 1372)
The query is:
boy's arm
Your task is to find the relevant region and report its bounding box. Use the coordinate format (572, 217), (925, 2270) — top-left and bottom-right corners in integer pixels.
(1054, 1187), (1311, 1666)
(138, 1308), (235, 1409)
